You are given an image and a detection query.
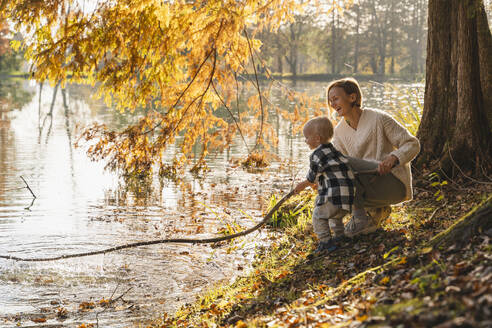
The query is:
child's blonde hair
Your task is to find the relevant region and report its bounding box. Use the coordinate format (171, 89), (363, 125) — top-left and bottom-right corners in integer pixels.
(303, 116), (334, 143)
(326, 77), (363, 109)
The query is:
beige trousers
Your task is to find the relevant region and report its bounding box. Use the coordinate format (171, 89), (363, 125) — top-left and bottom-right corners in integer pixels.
(312, 199), (348, 242)
(347, 156), (406, 207)
(311, 157), (406, 242)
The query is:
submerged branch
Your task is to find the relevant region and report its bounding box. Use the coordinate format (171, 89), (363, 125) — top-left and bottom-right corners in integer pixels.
(211, 80), (250, 153)
(20, 175), (36, 199)
(0, 190), (296, 262)
(244, 29), (265, 153)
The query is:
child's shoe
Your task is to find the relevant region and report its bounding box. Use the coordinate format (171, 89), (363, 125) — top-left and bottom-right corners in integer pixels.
(332, 235), (350, 244)
(344, 216), (378, 237)
(313, 239), (338, 255)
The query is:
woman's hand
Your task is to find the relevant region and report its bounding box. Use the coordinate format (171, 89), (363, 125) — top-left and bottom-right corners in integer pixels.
(378, 155), (399, 175)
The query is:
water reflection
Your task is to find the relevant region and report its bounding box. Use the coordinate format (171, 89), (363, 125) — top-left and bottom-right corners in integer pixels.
(0, 78), (423, 327)
(0, 79), (307, 327)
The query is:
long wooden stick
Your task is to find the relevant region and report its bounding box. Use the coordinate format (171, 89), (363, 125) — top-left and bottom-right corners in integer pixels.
(0, 190), (296, 262)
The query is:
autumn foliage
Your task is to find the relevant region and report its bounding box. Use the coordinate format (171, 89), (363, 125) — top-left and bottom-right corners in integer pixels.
(0, 20), (10, 57)
(0, 0), (330, 176)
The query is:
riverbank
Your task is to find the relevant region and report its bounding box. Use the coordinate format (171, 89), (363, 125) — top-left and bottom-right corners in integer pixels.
(1, 72), (425, 84)
(244, 73), (425, 83)
(151, 176), (491, 327)
(0, 72), (30, 79)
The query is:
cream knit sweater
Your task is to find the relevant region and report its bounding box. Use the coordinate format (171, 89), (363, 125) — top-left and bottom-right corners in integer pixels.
(332, 108), (420, 201)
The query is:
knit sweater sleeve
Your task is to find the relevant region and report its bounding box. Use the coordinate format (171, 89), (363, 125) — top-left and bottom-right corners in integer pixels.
(380, 113), (420, 165)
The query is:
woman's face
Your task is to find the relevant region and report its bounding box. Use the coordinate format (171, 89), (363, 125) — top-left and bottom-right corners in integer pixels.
(328, 87), (356, 117)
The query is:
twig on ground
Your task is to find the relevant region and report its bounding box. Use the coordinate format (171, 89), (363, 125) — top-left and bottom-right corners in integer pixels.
(3, 187), (26, 192)
(280, 245), (296, 261)
(25, 197), (36, 211)
(428, 206), (442, 221)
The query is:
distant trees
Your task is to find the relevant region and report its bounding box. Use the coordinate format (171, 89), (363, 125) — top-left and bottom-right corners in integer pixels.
(258, 11), (320, 77)
(0, 20), (9, 56)
(256, 0), (428, 77)
(0, 19), (22, 72)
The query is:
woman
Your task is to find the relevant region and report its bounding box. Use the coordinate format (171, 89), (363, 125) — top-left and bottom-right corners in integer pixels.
(326, 78), (420, 237)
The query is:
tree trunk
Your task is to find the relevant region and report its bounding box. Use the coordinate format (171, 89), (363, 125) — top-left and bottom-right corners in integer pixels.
(377, 27), (387, 76)
(331, 9), (336, 75)
(354, 5), (360, 73)
(277, 54), (283, 74)
(370, 2), (387, 76)
(389, 0), (395, 75)
(417, 0), (426, 74)
(370, 55), (378, 74)
(288, 24), (298, 77)
(416, 0), (492, 176)
(410, 2), (419, 74)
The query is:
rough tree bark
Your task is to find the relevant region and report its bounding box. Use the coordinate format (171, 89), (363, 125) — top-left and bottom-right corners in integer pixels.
(416, 0), (492, 177)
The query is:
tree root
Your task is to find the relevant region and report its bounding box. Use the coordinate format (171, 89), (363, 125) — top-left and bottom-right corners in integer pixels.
(429, 194), (492, 247)
(0, 190), (296, 262)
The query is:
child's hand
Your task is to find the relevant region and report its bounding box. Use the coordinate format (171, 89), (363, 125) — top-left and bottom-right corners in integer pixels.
(293, 183), (304, 194)
(294, 180), (309, 194)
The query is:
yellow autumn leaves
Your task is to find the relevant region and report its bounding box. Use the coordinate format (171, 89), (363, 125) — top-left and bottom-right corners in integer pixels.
(2, 0), (319, 175)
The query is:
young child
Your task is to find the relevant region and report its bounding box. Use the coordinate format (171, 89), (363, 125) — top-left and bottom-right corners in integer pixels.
(294, 116), (371, 254)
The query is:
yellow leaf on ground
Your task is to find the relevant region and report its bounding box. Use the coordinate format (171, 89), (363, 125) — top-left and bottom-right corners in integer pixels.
(235, 320), (248, 328)
(379, 276), (390, 285)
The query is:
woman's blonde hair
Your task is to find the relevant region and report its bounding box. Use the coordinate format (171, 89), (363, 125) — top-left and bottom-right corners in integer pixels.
(326, 77), (363, 109)
(304, 116), (334, 143)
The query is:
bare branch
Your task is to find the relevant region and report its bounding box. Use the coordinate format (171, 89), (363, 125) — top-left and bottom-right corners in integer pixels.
(244, 29), (265, 152)
(211, 80), (250, 153)
(0, 190), (296, 262)
(20, 176), (36, 199)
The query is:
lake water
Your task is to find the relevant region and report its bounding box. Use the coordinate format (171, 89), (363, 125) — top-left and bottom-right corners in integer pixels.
(0, 78), (422, 327)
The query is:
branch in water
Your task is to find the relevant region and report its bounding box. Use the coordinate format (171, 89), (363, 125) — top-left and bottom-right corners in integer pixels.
(20, 175), (36, 199)
(0, 190), (296, 262)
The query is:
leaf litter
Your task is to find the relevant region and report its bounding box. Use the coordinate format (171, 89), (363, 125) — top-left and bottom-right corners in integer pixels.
(150, 177), (491, 327)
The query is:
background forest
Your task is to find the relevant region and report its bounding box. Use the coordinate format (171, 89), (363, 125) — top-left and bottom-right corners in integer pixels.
(1, 1), (491, 79)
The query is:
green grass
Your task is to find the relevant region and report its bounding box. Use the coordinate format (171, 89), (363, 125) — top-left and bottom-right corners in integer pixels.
(384, 83), (423, 136)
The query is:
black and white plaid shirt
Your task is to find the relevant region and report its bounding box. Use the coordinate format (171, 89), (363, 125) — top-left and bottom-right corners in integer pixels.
(306, 143), (356, 211)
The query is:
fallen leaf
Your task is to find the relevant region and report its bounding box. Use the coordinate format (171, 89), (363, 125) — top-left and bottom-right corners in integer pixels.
(421, 247), (433, 254)
(379, 276), (390, 285)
